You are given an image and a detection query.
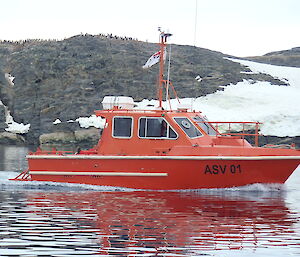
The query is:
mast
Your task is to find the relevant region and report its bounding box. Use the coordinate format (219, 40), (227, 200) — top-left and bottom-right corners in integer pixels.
(158, 30), (172, 108)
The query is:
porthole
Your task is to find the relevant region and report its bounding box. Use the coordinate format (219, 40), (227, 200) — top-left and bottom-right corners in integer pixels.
(181, 120), (191, 129)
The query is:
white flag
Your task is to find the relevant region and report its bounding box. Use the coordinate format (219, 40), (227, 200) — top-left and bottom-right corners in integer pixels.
(142, 48), (166, 69)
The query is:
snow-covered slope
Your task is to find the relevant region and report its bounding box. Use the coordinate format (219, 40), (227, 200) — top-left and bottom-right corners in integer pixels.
(136, 59), (300, 137)
(5, 58), (300, 138)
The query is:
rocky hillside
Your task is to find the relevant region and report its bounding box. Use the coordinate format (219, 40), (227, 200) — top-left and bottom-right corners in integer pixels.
(247, 47), (300, 67)
(0, 34), (298, 145)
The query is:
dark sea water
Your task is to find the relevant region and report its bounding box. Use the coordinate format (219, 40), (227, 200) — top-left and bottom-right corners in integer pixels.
(0, 145), (300, 257)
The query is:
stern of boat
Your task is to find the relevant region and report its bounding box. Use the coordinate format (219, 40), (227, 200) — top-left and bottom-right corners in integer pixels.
(10, 168), (32, 181)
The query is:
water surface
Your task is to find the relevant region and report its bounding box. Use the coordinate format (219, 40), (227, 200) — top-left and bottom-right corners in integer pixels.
(0, 146), (300, 257)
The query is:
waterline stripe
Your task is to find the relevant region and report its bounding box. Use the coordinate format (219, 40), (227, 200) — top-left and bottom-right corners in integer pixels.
(29, 171), (168, 177)
(27, 155), (300, 161)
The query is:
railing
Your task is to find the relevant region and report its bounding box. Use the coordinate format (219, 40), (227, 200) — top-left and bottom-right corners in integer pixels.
(195, 121), (261, 147)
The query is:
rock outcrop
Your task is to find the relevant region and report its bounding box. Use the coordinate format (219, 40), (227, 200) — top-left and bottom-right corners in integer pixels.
(0, 132), (25, 145)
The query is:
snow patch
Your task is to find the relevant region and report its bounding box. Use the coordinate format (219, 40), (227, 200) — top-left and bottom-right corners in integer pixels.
(227, 58), (300, 87)
(53, 118), (61, 124)
(190, 81), (299, 136)
(0, 101), (30, 134)
(134, 59), (300, 137)
(134, 99), (160, 110)
(52, 115), (105, 129)
(5, 123), (30, 134)
(76, 115), (105, 129)
(195, 75), (202, 82)
(5, 113), (30, 134)
(4, 73), (15, 86)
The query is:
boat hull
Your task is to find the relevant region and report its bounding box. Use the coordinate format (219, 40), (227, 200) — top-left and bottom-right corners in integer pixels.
(27, 155), (299, 190)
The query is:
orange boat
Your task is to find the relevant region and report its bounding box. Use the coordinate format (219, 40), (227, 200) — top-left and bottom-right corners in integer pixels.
(12, 31), (300, 190)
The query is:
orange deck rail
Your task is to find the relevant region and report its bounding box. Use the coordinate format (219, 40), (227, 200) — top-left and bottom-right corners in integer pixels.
(207, 121), (261, 146)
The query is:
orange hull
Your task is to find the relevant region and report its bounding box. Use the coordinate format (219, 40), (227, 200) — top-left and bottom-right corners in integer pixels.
(27, 155), (299, 190)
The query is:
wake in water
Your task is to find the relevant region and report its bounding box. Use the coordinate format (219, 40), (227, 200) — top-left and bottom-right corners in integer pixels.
(188, 183), (286, 201)
(0, 171), (136, 192)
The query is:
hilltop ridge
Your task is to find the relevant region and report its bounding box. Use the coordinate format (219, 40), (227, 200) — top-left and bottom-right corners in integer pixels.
(247, 47), (300, 67)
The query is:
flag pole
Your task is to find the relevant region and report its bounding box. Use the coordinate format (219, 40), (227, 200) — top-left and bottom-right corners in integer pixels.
(158, 30), (172, 108)
(166, 44), (172, 104)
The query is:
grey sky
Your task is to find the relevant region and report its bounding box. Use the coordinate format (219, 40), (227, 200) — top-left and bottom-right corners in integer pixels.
(1, 0), (299, 56)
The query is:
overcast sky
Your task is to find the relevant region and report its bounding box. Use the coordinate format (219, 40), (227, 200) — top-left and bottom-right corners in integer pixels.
(1, 0), (299, 57)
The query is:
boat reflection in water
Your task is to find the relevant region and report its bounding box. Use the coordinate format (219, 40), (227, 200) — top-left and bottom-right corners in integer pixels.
(24, 189), (299, 256)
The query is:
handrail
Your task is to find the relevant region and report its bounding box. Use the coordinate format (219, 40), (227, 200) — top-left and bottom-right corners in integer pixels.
(194, 121), (261, 147)
(208, 121), (261, 147)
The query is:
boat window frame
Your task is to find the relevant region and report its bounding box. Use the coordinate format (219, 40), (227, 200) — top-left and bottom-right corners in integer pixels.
(112, 116), (134, 139)
(173, 117), (203, 139)
(193, 115), (218, 136)
(138, 116), (178, 140)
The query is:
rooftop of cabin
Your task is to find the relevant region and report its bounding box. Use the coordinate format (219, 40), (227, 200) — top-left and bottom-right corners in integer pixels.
(95, 108), (197, 116)
(97, 96), (197, 117)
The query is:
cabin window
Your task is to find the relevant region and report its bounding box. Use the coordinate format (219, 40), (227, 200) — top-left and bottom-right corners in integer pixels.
(139, 117), (177, 139)
(174, 117), (202, 138)
(113, 117), (133, 138)
(193, 115), (217, 136)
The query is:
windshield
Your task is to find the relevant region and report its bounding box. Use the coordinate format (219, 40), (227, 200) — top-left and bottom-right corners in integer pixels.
(174, 117), (202, 138)
(193, 115), (217, 136)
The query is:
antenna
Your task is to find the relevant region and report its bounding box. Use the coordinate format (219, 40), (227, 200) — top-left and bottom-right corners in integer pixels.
(194, 0), (198, 46)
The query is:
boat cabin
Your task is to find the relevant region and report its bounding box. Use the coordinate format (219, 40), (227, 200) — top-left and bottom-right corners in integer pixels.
(94, 96), (252, 156)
